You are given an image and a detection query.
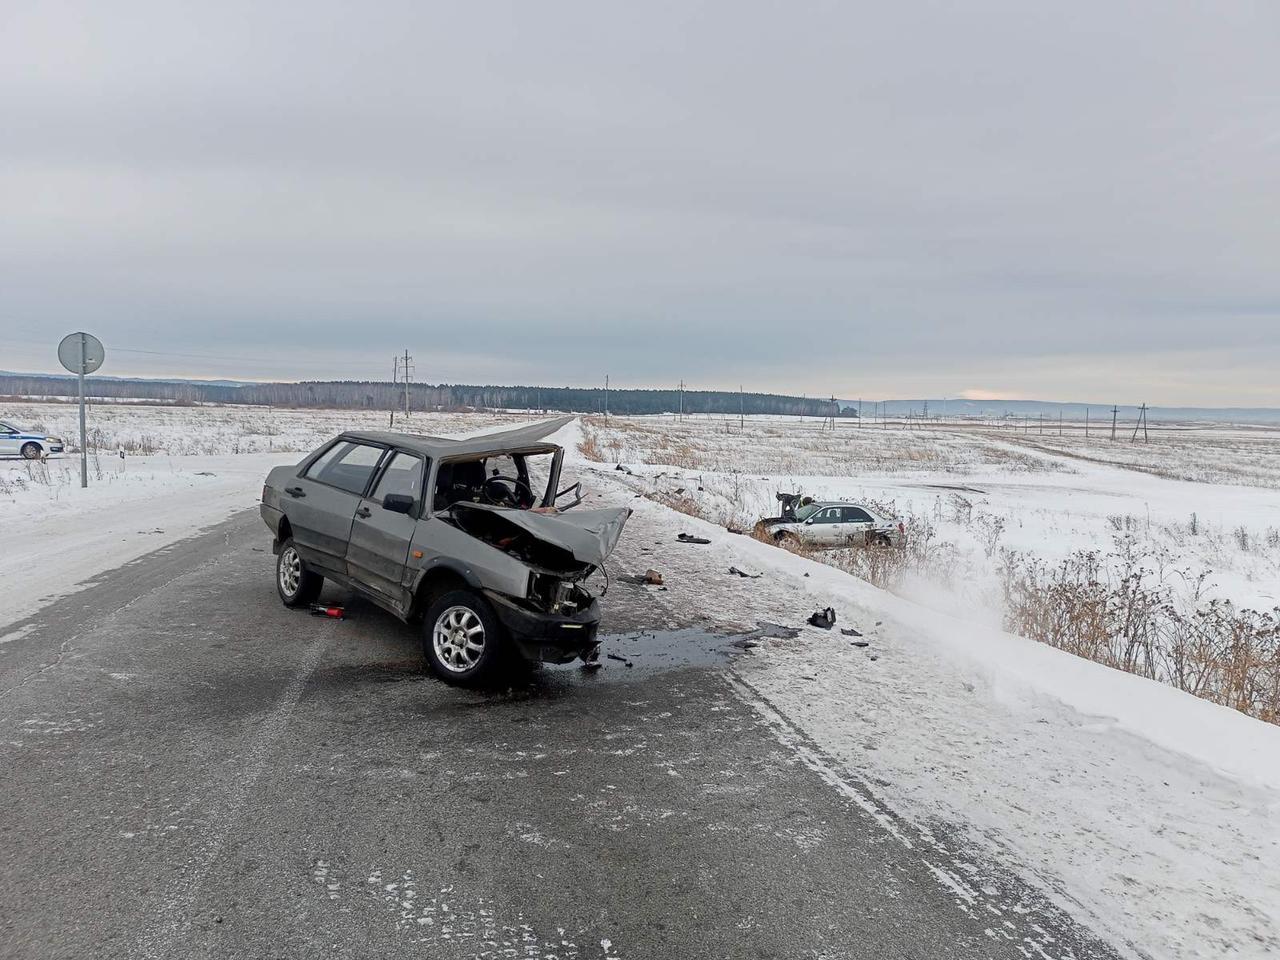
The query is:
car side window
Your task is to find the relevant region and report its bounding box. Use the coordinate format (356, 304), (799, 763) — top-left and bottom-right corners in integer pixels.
(373, 453), (425, 504)
(843, 507), (873, 523)
(303, 442), (346, 481)
(812, 508), (841, 524)
(313, 442), (386, 495)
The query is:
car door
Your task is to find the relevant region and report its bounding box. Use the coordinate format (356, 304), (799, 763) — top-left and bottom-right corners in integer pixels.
(0, 422), (20, 456)
(345, 451), (426, 610)
(284, 440), (388, 576)
(805, 507), (844, 545)
(840, 506), (876, 544)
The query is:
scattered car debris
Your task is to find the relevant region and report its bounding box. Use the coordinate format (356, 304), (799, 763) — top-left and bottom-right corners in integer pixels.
(849, 640), (870, 648)
(869, 655), (879, 661)
(605, 652), (634, 667)
(309, 604), (345, 620)
(580, 661), (602, 672)
(615, 463), (633, 474)
(644, 569), (664, 585)
(194, 471), (216, 477)
(808, 607), (837, 629)
(751, 621), (801, 640)
(726, 526), (745, 535)
(728, 566), (761, 579)
(730, 638), (760, 650)
(677, 533), (711, 544)
(841, 627), (862, 637)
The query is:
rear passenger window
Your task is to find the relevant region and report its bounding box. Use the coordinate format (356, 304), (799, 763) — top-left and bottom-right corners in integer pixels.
(843, 507), (873, 523)
(313, 442), (385, 495)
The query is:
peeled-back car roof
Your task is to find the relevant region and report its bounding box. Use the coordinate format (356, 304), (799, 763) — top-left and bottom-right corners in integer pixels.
(337, 415), (572, 460)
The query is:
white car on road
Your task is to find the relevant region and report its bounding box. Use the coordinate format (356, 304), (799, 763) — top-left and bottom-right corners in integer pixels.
(0, 420), (65, 459)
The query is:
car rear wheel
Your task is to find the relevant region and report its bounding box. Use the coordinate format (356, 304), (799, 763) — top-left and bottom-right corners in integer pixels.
(276, 539), (323, 607)
(20, 442), (42, 460)
(423, 589), (505, 686)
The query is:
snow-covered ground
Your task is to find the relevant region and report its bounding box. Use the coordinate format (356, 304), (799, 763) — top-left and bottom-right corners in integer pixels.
(4, 402), (1279, 957)
(0, 453), (294, 639)
(583, 413), (1280, 597)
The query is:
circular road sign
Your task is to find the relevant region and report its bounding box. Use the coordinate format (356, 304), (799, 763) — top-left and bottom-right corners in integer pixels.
(57, 332), (106, 375)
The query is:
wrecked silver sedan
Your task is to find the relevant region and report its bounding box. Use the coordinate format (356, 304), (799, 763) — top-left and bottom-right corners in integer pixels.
(260, 417), (629, 684)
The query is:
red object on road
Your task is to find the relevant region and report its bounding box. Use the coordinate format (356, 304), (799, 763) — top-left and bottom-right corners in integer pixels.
(309, 604), (345, 619)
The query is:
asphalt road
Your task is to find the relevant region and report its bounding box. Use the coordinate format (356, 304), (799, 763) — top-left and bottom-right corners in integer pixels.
(0, 510), (1121, 960)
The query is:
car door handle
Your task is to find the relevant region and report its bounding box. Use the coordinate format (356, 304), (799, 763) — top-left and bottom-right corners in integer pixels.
(355, 506), (372, 518)
(285, 486), (306, 498)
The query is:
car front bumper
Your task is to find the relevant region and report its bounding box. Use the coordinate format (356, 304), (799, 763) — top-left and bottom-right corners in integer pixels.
(483, 589), (601, 664)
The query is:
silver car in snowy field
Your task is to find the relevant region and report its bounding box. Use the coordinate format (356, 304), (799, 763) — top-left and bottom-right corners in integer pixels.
(260, 418), (631, 685)
(755, 493), (904, 549)
(0, 420), (65, 459)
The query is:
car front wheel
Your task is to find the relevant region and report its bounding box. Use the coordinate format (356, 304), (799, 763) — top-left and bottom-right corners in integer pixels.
(423, 589), (506, 686)
(20, 442), (42, 460)
(276, 539), (323, 607)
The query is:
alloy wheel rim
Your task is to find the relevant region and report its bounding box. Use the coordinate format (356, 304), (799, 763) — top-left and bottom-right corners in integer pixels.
(432, 606), (485, 673)
(279, 547), (302, 595)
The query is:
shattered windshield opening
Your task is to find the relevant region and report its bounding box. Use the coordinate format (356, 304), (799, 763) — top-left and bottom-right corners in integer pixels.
(432, 450), (558, 512)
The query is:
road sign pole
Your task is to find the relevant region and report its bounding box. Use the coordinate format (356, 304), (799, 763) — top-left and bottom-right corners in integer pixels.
(78, 333), (88, 487)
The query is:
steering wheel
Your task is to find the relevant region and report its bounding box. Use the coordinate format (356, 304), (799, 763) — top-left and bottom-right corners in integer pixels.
(482, 475), (534, 508)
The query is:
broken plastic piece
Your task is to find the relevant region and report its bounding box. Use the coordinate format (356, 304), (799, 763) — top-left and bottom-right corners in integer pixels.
(677, 533), (711, 544)
(728, 566), (761, 579)
(309, 604), (345, 620)
(807, 607), (837, 629)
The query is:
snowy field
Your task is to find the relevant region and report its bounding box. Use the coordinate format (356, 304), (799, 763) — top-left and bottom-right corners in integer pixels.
(582, 413), (1280, 637)
(4, 401), (1280, 957)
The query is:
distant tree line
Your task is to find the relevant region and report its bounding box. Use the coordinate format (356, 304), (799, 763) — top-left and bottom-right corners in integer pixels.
(0, 374), (851, 418)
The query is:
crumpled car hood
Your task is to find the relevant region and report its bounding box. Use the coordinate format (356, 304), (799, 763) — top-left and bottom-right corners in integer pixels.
(452, 503), (632, 567)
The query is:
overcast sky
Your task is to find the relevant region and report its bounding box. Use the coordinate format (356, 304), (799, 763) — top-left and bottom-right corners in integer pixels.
(3, 1), (1278, 405)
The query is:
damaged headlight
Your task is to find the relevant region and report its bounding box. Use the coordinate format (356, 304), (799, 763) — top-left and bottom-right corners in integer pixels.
(528, 572), (590, 614)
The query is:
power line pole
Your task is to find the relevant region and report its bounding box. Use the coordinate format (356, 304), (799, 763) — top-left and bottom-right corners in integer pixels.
(679, 379), (684, 420)
(604, 374), (609, 421)
(1131, 403), (1149, 442)
(1085, 406), (1089, 438)
(393, 349), (413, 421)
(739, 385), (745, 430)
(390, 355), (400, 427)
(1111, 405), (1119, 441)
